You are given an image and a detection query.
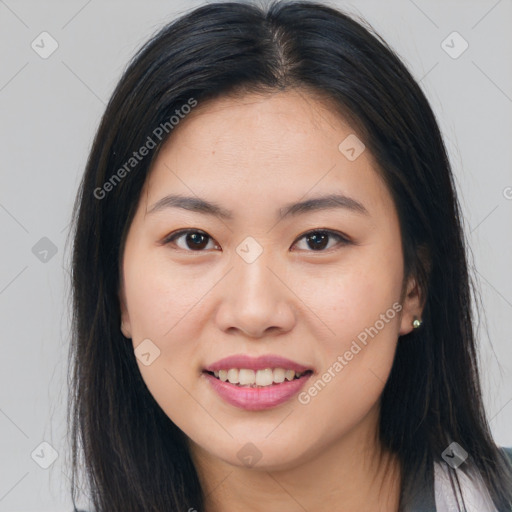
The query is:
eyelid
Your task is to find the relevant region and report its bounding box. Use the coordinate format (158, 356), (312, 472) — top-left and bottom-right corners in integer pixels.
(161, 228), (352, 251)
(160, 228), (219, 249)
(291, 229), (352, 250)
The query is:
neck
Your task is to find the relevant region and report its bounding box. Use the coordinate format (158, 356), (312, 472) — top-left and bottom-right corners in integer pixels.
(188, 407), (402, 512)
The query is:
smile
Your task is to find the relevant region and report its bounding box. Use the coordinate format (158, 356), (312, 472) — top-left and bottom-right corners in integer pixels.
(205, 368), (311, 387)
(202, 353), (314, 410)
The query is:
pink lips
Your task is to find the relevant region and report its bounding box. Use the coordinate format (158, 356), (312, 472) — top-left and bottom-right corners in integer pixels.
(202, 354), (314, 411)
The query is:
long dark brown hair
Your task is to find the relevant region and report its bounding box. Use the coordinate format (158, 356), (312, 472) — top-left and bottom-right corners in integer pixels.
(67, 1), (512, 510)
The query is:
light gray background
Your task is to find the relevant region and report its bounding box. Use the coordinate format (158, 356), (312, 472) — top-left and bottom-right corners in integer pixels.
(0, 0), (511, 510)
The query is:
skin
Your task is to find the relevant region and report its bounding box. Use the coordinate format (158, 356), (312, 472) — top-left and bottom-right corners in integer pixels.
(119, 89), (423, 511)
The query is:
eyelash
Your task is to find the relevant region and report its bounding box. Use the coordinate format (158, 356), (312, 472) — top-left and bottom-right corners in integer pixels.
(161, 228), (352, 253)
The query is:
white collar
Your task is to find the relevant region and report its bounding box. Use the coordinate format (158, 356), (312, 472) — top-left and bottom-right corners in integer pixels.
(434, 461), (497, 512)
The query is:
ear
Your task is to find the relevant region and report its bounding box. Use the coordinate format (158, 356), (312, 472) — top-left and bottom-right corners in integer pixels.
(119, 279), (132, 339)
(398, 275), (424, 336)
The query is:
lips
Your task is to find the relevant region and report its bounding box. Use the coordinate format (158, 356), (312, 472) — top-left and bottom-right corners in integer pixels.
(202, 354), (314, 410)
(203, 354), (312, 374)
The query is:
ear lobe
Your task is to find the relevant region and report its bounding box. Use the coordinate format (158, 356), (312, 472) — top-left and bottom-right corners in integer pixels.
(120, 318), (132, 339)
(118, 284), (132, 339)
(398, 276), (424, 336)
(399, 244), (430, 337)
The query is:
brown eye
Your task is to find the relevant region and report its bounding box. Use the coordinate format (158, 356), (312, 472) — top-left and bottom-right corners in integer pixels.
(163, 229), (219, 251)
(292, 230), (350, 252)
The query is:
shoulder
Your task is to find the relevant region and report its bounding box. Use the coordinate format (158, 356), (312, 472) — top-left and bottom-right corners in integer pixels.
(502, 446), (512, 463)
(434, 445), (512, 512)
(70, 450), (512, 512)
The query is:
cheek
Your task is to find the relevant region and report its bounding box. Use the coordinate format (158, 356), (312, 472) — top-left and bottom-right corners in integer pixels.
(296, 246), (403, 419)
(123, 250), (208, 341)
(294, 264), (402, 438)
(123, 253), (209, 431)
(302, 246), (403, 351)
(123, 250), (216, 399)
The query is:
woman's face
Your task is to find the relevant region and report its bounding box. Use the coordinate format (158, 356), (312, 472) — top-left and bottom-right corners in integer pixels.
(119, 89), (422, 471)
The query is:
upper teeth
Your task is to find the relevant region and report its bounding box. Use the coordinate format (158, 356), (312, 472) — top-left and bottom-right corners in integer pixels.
(212, 368), (305, 386)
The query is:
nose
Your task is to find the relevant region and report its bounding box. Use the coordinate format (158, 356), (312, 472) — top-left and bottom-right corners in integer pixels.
(214, 250), (296, 339)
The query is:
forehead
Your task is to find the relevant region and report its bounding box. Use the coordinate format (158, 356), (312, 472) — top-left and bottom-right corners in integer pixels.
(164, 88), (356, 154)
(142, 89), (391, 218)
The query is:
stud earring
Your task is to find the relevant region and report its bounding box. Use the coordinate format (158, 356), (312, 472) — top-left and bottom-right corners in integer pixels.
(412, 317), (423, 329)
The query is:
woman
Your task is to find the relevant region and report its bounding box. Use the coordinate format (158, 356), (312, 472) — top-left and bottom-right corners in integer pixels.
(68, 1), (512, 510)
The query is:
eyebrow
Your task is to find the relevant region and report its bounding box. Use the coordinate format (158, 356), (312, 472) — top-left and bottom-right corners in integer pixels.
(147, 193), (369, 220)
